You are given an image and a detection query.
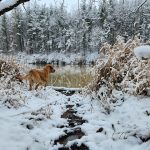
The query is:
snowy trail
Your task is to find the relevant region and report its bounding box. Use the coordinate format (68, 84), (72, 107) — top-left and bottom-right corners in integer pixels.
(0, 88), (69, 150)
(1, 87), (150, 150)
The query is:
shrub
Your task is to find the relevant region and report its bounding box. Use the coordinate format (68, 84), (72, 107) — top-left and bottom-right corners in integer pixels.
(87, 36), (150, 113)
(0, 55), (25, 108)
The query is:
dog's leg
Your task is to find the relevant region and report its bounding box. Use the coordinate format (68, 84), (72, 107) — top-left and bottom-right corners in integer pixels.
(29, 80), (33, 91)
(44, 82), (47, 90)
(35, 83), (40, 90)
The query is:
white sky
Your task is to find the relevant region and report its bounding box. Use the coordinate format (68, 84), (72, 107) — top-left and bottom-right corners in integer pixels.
(36, 0), (78, 12)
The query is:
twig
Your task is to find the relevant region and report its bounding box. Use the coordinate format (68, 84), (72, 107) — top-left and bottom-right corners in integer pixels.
(134, 0), (148, 13)
(130, 0), (148, 15)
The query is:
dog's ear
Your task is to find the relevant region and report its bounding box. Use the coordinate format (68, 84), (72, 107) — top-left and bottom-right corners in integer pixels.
(50, 65), (55, 73)
(46, 64), (55, 73)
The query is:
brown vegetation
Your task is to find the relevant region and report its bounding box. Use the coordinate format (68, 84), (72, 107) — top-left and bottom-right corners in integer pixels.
(87, 36), (150, 112)
(0, 56), (25, 108)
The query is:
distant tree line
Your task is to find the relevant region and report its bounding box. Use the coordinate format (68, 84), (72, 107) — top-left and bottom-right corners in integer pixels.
(0, 0), (150, 55)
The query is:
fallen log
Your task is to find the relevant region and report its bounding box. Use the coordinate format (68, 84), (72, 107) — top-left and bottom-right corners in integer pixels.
(52, 86), (82, 96)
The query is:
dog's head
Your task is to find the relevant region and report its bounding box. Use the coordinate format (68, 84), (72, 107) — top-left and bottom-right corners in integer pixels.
(45, 64), (55, 73)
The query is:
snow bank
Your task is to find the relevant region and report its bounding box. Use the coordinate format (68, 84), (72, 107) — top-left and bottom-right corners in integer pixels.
(1, 84), (150, 149)
(0, 115), (46, 150)
(68, 93), (150, 150)
(134, 45), (150, 59)
(16, 52), (99, 65)
(0, 87), (68, 150)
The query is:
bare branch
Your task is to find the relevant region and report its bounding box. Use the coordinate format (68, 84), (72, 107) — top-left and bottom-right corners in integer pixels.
(133, 0), (148, 14)
(135, 0), (147, 12)
(0, 0), (30, 16)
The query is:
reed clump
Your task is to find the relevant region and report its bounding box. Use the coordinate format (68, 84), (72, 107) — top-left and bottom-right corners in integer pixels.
(87, 36), (150, 113)
(0, 55), (25, 108)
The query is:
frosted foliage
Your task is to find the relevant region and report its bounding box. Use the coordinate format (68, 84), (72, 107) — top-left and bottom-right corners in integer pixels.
(0, 56), (26, 108)
(87, 36), (150, 112)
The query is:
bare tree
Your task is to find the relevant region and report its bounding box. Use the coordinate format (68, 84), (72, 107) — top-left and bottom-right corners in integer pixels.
(0, 0), (30, 16)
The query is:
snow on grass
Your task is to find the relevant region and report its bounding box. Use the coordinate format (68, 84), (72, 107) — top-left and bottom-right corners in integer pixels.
(69, 93), (150, 150)
(0, 87), (68, 150)
(16, 52), (99, 65)
(134, 45), (150, 59)
(1, 85), (150, 149)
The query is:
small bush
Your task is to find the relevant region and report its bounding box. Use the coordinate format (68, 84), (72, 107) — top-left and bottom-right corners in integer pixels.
(87, 36), (150, 113)
(0, 55), (26, 108)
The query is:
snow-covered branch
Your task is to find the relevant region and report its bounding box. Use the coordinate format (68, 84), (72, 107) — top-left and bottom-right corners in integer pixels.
(0, 0), (30, 16)
(135, 0), (148, 12)
(132, 0), (148, 14)
(52, 86), (82, 95)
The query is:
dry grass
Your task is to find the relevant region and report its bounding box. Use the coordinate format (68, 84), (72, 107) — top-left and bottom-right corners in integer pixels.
(87, 36), (150, 113)
(49, 71), (92, 88)
(0, 54), (26, 108)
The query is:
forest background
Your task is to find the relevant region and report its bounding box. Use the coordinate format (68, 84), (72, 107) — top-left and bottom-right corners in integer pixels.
(0, 0), (150, 56)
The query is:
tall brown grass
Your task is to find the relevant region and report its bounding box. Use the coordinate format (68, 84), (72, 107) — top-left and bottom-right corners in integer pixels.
(87, 36), (150, 113)
(49, 71), (92, 88)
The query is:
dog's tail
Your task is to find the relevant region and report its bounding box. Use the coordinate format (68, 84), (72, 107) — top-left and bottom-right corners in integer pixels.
(16, 74), (29, 81)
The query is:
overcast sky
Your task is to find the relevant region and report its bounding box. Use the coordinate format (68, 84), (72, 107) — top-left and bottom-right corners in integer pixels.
(36, 0), (78, 12)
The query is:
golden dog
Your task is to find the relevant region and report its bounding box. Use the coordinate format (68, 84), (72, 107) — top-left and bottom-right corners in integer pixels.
(19, 64), (55, 90)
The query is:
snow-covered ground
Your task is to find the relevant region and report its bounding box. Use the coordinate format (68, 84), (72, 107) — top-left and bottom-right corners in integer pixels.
(134, 45), (150, 59)
(16, 52), (99, 65)
(1, 86), (150, 150)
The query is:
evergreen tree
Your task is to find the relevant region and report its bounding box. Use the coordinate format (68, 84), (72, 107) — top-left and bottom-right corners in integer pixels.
(11, 8), (25, 52)
(0, 0), (150, 55)
(0, 14), (10, 53)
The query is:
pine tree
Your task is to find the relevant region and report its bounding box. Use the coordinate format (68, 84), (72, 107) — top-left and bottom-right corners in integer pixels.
(0, 14), (10, 53)
(0, 0), (150, 55)
(11, 8), (25, 52)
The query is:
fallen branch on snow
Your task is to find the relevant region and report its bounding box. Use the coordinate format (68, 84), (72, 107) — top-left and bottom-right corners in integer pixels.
(51, 86), (82, 95)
